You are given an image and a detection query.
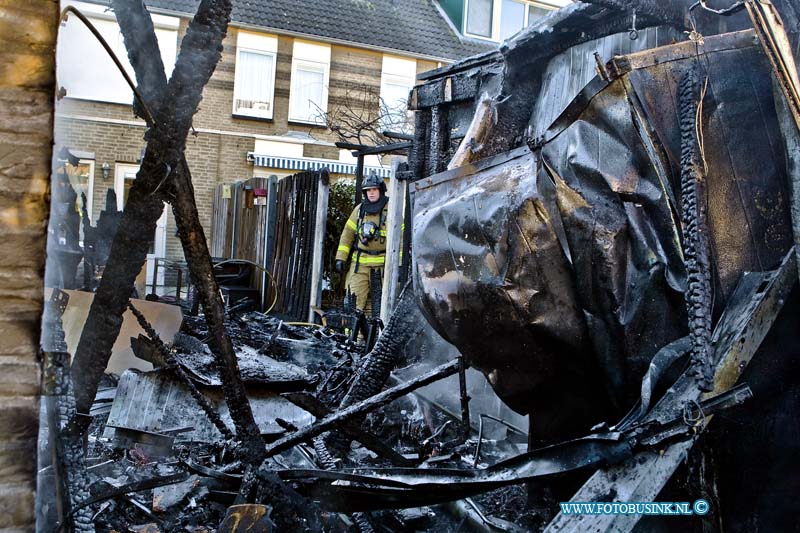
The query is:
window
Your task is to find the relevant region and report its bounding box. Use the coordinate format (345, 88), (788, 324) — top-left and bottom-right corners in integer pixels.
(500, 0), (526, 40)
(380, 55), (417, 132)
(528, 5), (551, 24)
(57, 1), (177, 105)
(53, 153), (94, 244)
(115, 163), (168, 287)
(466, 0), (493, 38)
(465, 0), (559, 41)
(288, 40), (331, 124)
(233, 31), (277, 119)
(290, 62), (326, 122)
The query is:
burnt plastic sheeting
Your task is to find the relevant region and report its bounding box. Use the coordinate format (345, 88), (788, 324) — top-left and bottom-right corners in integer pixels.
(412, 31), (794, 420)
(539, 76), (690, 412)
(281, 436), (633, 512)
(411, 148), (602, 415)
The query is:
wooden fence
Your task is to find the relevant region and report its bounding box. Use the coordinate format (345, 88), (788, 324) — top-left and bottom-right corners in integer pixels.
(210, 171), (328, 320)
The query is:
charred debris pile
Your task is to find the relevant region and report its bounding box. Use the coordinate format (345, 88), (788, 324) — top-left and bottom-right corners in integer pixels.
(40, 0), (800, 531)
(42, 295), (530, 532)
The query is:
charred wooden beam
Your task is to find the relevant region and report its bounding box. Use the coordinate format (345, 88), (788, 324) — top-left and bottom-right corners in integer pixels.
(447, 93), (497, 170)
(172, 158), (265, 460)
(411, 71), (483, 110)
(111, 0), (168, 118)
(262, 358), (460, 458)
(409, 107), (430, 180)
(68, 0), (262, 462)
(578, 0), (692, 28)
(42, 291), (94, 531)
(428, 105), (448, 175)
(71, 0), (235, 419)
(678, 64), (714, 391)
(282, 392), (414, 466)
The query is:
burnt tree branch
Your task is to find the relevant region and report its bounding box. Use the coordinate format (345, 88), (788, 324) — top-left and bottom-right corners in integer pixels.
(261, 358), (461, 458)
(112, 0), (167, 118)
(71, 0), (234, 431)
(108, 0), (265, 457)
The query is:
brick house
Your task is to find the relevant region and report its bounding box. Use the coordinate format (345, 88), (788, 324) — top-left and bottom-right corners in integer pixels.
(52, 0), (559, 288)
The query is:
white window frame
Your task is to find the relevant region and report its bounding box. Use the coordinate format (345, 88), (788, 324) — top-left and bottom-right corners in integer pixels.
(288, 40), (331, 125)
(464, 0), (495, 40)
(114, 163), (167, 289)
(58, 1), (178, 105)
(232, 31), (278, 119)
(380, 55), (417, 132)
(65, 158), (95, 222)
(463, 0), (559, 42)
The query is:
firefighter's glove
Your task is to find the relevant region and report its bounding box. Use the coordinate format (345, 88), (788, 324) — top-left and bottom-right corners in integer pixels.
(336, 260), (346, 273)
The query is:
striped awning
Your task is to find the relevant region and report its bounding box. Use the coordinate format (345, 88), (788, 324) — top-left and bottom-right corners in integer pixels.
(247, 153), (392, 178)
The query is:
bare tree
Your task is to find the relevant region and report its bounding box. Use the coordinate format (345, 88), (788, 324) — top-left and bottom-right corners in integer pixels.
(319, 82), (413, 146)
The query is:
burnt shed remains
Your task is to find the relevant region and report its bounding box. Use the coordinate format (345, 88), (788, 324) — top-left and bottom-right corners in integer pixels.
(406, 0), (800, 530)
(35, 1), (800, 532)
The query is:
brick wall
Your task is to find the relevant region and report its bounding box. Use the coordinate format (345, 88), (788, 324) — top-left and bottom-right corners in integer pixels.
(54, 114), (258, 263)
(417, 58), (440, 77)
(53, 115), (147, 222)
(54, 19), (448, 265)
(0, 1), (57, 528)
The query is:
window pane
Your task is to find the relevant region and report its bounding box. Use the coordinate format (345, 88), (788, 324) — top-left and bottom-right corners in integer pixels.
(59, 160), (92, 242)
(64, 161), (92, 216)
(500, 0), (526, 40)
(528, 5), (550, 25)
(57, 14), (177, 105)
(235, 50), (274, 117)
(290, 63), (325, 122)
(466, 0), (493, 37)
(381, 80), (413, 131)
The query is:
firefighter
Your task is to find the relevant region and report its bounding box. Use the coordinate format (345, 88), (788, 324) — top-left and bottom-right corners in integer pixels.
(335, 172), (389, 313)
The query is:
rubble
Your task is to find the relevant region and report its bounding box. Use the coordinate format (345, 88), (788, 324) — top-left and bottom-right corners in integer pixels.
(38, 0), (800, 531)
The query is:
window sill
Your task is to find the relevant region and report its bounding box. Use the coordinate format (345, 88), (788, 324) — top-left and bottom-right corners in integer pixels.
(462, 31), (498, 42)
(288, 119), (327, 129)
(232, 113), (274, 123)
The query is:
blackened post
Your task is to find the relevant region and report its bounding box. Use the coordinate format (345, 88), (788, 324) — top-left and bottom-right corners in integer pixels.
(175, 266), (182, 302)
(429, 105), (448, 176)
(457, 354), (471, 442)
(150, 258), (158, 296)
(355, 154), (364, 200)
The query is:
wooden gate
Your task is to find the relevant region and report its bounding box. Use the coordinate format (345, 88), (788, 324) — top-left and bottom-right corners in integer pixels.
(210, 170), (328, 320)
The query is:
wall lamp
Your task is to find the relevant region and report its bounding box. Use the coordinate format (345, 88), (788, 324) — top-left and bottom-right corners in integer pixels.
(101, 162), (111, 180)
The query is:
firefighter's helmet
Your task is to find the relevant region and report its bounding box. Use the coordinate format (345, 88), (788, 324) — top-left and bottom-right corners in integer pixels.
(361, 172), (386, 195)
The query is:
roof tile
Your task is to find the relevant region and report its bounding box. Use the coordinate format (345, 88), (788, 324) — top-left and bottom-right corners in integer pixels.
(84, 0), (495, 61)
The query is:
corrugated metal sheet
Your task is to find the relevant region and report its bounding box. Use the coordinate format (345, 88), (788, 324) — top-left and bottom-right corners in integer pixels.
(103, 370), (314, 442)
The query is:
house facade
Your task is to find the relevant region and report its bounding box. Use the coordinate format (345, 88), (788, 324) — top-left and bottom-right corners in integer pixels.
(53, 0), (559, 285)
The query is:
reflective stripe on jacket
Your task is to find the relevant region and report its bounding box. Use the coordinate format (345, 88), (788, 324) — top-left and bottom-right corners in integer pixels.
(335, 204), (388, 265)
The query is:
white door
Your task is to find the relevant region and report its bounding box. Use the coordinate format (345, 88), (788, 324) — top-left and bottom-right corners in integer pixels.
(115, 163), (168, 292)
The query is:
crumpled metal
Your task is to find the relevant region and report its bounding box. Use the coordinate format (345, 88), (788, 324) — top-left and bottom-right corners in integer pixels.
(411, 31), (794, 416)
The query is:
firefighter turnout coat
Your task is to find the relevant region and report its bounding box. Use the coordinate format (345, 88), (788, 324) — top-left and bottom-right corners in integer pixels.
(336, 203), (388, 311)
